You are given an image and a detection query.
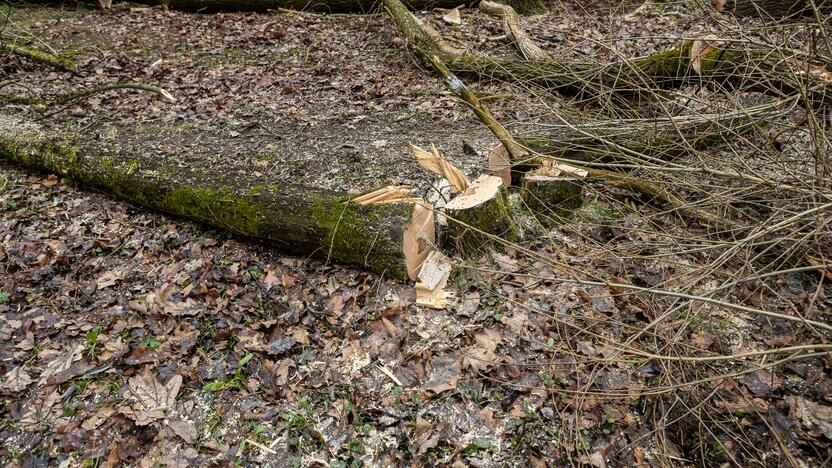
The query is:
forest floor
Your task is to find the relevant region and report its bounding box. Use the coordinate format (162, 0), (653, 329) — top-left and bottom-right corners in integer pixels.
(2, 1), (831, 467)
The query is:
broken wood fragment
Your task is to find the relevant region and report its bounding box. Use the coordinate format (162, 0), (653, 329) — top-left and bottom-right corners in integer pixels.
(404, 201), (437, 280)
(410, 144), (470, 193)
(443, 174), (517, 253)
(415, 250), (454, 309)
(479, 1), (550, 61)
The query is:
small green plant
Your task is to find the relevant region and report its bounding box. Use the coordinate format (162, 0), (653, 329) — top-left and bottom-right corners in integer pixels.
(539, 370), (554, 389)
(463, 437), (495, 456)
(0, 291), (10, 304)
(203, 353), (254, 392)
(140, 335), (162, 350)
(85, 327), (103, 359)
(249, 267), (264, 280)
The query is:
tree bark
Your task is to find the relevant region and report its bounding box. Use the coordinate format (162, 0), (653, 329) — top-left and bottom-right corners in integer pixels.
(521, 168), (584, 227)
(0, 115), (434, 280)
(443, 175), (518, 252)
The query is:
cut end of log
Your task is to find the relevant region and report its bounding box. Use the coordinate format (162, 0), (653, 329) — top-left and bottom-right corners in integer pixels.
(404, 201), (437, 281)
(445, 174), (504, 210)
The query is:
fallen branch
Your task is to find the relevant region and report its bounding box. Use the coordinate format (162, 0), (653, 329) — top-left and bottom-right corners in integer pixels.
(1, 41), (75, 72)
(0, 82), (175, 107)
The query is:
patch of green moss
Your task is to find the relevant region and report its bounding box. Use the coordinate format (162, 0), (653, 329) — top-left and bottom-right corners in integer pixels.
(160, 187), (261, 236)
(306, 194), (411, 279)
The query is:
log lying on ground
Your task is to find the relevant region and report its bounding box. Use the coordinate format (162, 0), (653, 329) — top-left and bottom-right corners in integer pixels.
(131, 0), (465, 12)
(384, 0), (828, 105)
(0, 115), (435, 280)
(443, 174), (517, 253)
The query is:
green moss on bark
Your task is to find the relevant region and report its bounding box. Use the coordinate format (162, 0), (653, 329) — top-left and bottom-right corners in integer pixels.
(521, 176), (584, 227)
(445, 186), (518, 254)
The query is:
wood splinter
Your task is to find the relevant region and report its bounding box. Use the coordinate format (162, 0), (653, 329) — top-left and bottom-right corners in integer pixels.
(415, 250), (454, 309)
(354, 185), (437, 280)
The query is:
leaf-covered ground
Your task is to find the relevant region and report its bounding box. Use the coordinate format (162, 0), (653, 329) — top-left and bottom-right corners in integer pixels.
(2, 1), (832, 467)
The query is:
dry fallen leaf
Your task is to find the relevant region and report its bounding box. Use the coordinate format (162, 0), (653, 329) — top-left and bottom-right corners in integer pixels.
(19, 390), (61, 429)
(462, 328), (501, 372)
(120, 367), (183, 426)
(38, 343), (84, 385)
(788, 396), (832, 438)
(1, 365), (33, 393)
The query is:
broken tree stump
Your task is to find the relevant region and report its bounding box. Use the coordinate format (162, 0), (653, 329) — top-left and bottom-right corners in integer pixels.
(0, 115), (435, 280)
(521, 165), (586, 227)
(443, 174), (517, 253)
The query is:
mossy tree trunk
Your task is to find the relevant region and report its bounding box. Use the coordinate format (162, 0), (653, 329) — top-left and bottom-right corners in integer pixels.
(132, 0), (465, 12)
(0, 115), (425, 280)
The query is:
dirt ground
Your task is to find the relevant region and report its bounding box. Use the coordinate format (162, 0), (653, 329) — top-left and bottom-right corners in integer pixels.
(2, 1), (832, 467)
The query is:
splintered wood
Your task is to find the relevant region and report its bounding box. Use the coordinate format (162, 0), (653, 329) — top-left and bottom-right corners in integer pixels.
(415, 250), (454, 309)
(352, 185), (421, 204)
(353, 185), (435, 281)
(536, 162), (589, 178)
(410, 144), (470, 193)
(487, 143), (512, 186)
(404, 201), (436, 280)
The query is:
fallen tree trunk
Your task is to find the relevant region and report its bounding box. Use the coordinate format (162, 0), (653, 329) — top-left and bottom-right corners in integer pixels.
(131, 0), (466, 12)
(0, 115), (435, 280)
(443, 174), (517, 252)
